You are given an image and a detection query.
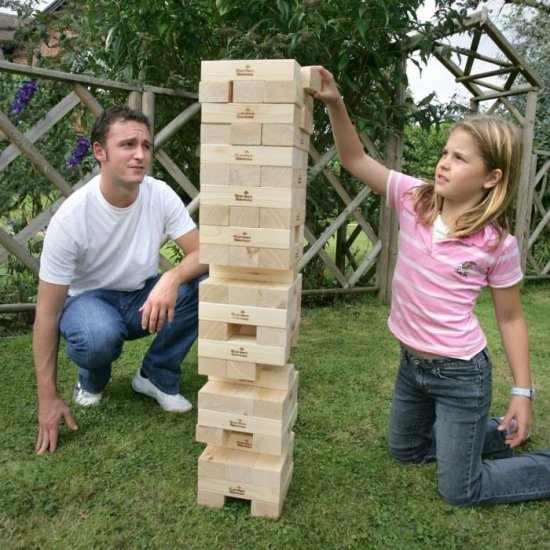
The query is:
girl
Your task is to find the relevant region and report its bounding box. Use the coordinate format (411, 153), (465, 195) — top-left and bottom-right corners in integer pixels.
(313, 66), (550, 506)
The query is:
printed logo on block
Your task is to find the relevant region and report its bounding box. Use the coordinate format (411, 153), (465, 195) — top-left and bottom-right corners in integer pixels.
(233, 232), (252, 243)
(231, 310), (250, 321)
(229, 486), (246, 496)
(229, 418), (247, 429)
(235, 64), (254, 77)
(236, 107), (255, 119)
(236, 439), (253, 449)
(234, 190), (253, 202)
(231, 347), (248, 358)
(234, 150), (253, 162)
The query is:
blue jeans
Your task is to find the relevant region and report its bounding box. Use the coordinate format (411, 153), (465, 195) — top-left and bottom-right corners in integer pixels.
(59, 274), (206, 395)
(388, 345), (550, 506)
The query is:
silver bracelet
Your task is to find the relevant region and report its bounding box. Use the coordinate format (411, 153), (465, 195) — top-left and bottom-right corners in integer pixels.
(511, 386), (535, 399)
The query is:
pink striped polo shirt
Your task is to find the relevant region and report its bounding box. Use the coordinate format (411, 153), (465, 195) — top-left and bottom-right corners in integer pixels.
(386, 170), (523, 359)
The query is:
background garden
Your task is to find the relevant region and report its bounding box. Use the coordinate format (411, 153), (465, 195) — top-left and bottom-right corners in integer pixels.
(1, 0), (549, 547)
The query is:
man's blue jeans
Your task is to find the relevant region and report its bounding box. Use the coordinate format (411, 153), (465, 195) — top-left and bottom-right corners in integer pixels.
(388, 346), (550, 506)
(59, 274), (206, 395)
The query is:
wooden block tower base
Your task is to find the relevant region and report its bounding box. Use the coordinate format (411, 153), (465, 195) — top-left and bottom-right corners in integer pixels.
(197, 59), (320, 518)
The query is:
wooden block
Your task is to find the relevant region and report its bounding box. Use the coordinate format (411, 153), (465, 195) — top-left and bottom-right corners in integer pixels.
(201, 59), (301, 82)
(199, 204), (229, 226)
(256, 326), (289, 347)
(300, 103), (314, 134)
(225, 362), (296, 390)
(196, 423), (295, 456)
(230, 122), (262, 145)
(232, 80), (266, 103)
(260, 206), (305, 229)
(200, 163), (230, 187)
(200, 145), (308, 169)
(260, 166), (307, 188)
(198, 356), (228, 378)
(198, 436), (294, 486)
(202, 424), (289, 457)
(226, 360), (260, 382)
(264, 80), (304, 105)
(201, 103), (301, 125)
(199, 243), (228, 265)
(200, 226), (297, 250)
(229, 206), (259, 228)
(228, 245), (260, 268)
(197, 461), (292, 511)
(229, 164), (261, 186)
(254, 372), (298, 420)
(198, 380), (257, 416)
(199, 80), (232, 103)
(251, 462), (293, 517)
(225, 361), (258, 389)
(208, 265), (298, 284)
(262, 123), (310, 151)
(300, 66), (322, 94)
(199, 320), (237, 341)
(207, 276), (300, 308)
(199, 278), (229, 303)
(198, 335), (289, 366)
(229, 278), (300, 309)
(197, 489), (226, 508)
(199, 301), (296, 330)
(201, 123), (231, 144)
(200, 185), (303, 209)
(258, 243), (302, 270)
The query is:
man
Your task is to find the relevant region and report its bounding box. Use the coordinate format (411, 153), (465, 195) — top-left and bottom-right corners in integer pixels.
(33, 105), (208, 454)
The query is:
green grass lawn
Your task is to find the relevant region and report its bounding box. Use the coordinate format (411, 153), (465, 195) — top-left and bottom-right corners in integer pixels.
(1, 283), (549, 549)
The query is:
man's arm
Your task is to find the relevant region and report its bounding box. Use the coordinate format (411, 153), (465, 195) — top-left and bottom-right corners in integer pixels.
(139, 227), (208, 333)
(33, 280), (78, 453)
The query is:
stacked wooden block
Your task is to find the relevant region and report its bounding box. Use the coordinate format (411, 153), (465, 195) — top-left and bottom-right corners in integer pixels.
(196, 59), (320, 518)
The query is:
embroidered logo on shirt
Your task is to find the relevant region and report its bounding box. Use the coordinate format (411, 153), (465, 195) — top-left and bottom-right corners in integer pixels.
(455, 261), (478, 277)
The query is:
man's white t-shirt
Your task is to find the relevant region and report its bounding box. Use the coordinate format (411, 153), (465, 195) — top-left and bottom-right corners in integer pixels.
(39, 175), (196, 296)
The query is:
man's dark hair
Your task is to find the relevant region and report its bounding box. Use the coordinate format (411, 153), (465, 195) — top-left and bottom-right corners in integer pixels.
(91, 105), (151, 146)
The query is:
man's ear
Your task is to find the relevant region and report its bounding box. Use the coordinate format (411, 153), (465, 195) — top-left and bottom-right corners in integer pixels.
(93, 141), (106, 164)
(483, 168), (503, 189)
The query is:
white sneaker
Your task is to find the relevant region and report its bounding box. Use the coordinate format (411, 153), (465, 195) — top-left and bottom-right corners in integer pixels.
(131, 369), (192, 413)
(73, 382), (103, 406)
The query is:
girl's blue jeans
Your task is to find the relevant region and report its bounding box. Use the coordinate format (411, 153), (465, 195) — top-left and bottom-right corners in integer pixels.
(59, 274), (207, 395)
(389, 345), (550, 506)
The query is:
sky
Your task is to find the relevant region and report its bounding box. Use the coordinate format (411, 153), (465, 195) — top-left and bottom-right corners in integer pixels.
(406, 0), (516, 103)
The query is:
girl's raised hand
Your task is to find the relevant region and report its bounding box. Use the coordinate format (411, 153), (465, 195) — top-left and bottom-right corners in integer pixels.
(311, 66), (342, 106)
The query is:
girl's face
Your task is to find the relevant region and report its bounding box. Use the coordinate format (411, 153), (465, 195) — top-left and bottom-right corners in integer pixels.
(434, 128), (501, 210)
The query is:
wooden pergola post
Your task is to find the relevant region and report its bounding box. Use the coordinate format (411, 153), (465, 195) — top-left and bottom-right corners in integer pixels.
(377, 57), (405, 301)
(515, 90), (538, 276)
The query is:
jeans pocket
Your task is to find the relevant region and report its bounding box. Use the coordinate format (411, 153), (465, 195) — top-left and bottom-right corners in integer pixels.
(435, 365), (482, 384)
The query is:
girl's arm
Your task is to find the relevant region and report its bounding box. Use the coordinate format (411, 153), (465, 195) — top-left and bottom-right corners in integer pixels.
(313, 66), (389, 196)
(490, 284), (532, 448)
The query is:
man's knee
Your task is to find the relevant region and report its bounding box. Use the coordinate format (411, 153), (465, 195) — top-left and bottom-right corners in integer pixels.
(64, 322), (123, 369)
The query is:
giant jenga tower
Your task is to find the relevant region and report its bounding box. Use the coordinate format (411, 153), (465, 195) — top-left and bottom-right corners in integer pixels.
(196, 59), (320, 518)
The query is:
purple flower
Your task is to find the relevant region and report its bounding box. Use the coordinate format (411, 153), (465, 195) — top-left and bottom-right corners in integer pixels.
(11, 80), (38, 116)
(66, 136), (91, 169)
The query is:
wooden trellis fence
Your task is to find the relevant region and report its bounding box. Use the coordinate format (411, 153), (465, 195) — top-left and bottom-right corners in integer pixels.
(0, 9), (548, 316)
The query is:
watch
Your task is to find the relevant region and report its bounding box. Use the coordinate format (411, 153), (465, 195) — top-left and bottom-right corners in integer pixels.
(511, 386), (535, 399)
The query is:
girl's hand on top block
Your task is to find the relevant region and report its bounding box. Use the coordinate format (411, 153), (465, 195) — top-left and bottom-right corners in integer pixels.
(311, 66), (343, 106)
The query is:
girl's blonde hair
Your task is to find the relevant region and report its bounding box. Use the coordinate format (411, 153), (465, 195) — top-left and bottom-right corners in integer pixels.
(412, 114), (523, 247)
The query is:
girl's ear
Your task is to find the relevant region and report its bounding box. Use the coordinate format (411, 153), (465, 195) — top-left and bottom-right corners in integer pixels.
(483, 168), (502, 189)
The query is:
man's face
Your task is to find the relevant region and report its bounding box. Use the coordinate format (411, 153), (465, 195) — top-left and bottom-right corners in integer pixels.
(93, 119), (152, 189)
